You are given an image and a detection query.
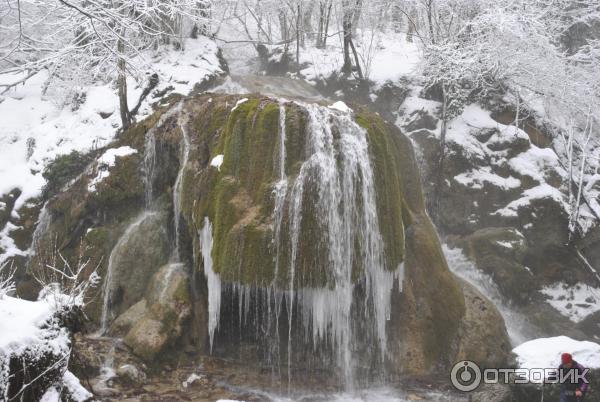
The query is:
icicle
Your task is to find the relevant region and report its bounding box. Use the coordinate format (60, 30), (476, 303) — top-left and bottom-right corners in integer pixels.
(199, 217), (221, 352)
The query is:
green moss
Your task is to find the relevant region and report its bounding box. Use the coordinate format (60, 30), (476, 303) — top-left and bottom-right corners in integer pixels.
(90, 155), (143, 215)
(42, 151), (96, 198)
(355, 109), (405, 271)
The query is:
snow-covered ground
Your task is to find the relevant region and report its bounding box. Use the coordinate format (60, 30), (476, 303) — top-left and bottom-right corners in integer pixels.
(299, 31), (421, 84)
(0, 37), (222, 264)
(0, 288), (92, 400)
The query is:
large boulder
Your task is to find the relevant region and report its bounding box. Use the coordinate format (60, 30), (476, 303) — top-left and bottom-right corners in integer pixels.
(454, 279), (511, 368)
(121, 264), (192, 362)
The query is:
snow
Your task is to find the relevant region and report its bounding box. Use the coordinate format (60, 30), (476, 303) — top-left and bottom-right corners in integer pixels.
(329, 101), (352, 113)
(299, 31), (421, 84)
(182, 373), (203, 388)
(0, 222), (28, 264)
(63, 370), (93, 402)
(399, 94), (441, 120)
(0, 37), (222, 263)
(40, 387), (61, 402)
(513, 336), (600, 371)
(454, 166), (521, 190)
(0, 295), (59, 354)
(494, 184), (566, 217)
(509, 146), (563, 183)
(88, 146), (137, 192)
(210, 155), (224, 171)
(541, 282), (600, 323)
(231, 98), (248, 111)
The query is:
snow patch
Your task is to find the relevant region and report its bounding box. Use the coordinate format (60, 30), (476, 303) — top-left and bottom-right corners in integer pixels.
(88, 146), (137, 192)
(210, 155), (224, 171)
(513, 336), (600, 372)
(329, 101), (352, 113)
(454, 166), (521, 190)
(494, 184), (566, 217)
(231, 98), (248, 111)
(541, 282), (600, 322)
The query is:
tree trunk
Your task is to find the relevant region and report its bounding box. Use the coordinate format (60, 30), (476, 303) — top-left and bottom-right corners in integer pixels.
(427, 0), (435, 44)
(341, 1), (353, 75)
(117, 38), (131, 131)
(296, 3), (301, 74)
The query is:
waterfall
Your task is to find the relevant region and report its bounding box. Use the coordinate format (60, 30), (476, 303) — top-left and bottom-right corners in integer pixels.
(285, 104), (399, 379)
(443, 245), (534, 345)
(173, 112), (190, 261)
(200, 103), (401, 385)
(199, 217), (221, 352)
(27, 202), (51, 258)
(143, 102), (183, 207)
(99, 211), (157, 335)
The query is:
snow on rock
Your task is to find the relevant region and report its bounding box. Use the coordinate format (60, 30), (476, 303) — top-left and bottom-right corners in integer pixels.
(493, 184), (566, 217)
(63, 370), (93, 402)
(509, 146), (563, 183)
(88, 146), (137, 192)
(210, 155), (224, 171)
(40, 387), (61, 402)
(0, 295), (62, 355)
(182, 373), (203, 388)
(0, 222), (28, 264)
(231, 98), (248, 111)
(329, 101), (352, 113)
(541, 282), (600, 323)
(454, 166), (521, 190)
(513, 336), (600, 370)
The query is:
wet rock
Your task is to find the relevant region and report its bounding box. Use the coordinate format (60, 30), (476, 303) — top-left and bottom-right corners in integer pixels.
(404, 109), (438, 132)
(103, 210), (170, 320)
(123, 264), (191, 363)
(116, 364), (146, 386)
(456, 227), (535, 305)
(455, 279), (511, 368)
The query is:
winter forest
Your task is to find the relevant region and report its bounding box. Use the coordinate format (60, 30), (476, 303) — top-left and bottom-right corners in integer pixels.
(1, 0), (600, 401)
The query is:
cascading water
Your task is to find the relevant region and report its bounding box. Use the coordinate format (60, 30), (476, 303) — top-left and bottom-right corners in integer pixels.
(199, 102), (401, 386)
(99, 211), (157, 335)
(443, 245), (534, 345)
(143, 102), (183, 207)
(27, 202), (51, 258)
(172, 112), (190, 261)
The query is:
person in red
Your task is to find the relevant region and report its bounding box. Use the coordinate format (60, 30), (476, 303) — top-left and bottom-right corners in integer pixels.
(558, 353), (589, 401)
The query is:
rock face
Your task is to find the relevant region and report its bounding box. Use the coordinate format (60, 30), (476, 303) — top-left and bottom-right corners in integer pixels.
(398, 99), (600, 340)
(454, 279), (511, 368)
(22, 93), (509, 383)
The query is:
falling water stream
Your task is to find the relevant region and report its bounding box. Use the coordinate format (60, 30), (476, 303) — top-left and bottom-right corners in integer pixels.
(198, 102), (402, 388)
(443, 245), (535, 345)
(99, 211), (157, 334)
